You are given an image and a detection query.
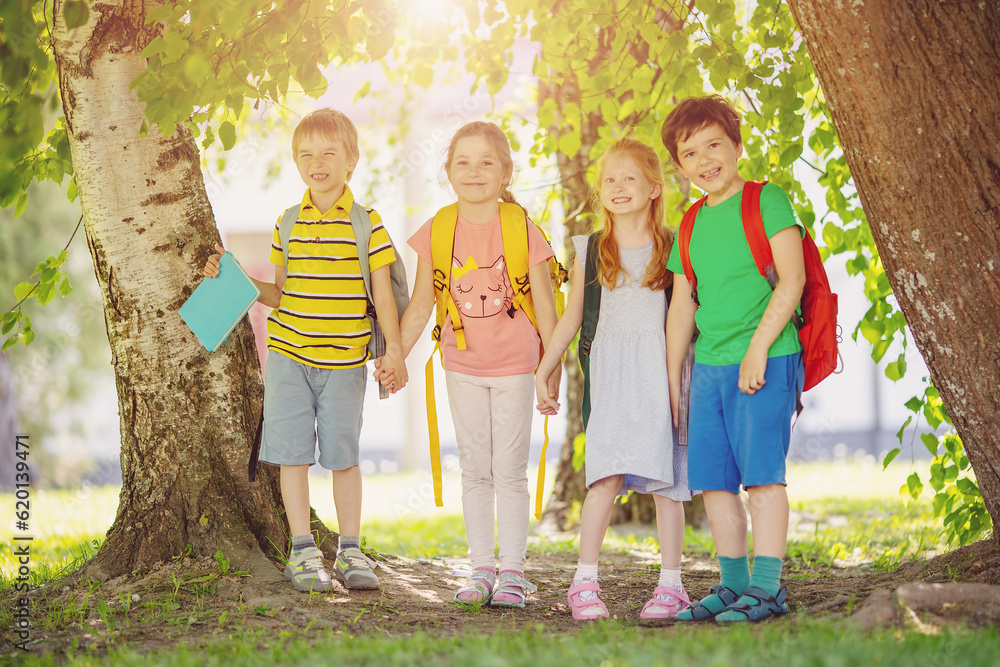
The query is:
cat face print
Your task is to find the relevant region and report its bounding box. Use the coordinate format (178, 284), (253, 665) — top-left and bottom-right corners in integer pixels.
(451, 255), (512, 318)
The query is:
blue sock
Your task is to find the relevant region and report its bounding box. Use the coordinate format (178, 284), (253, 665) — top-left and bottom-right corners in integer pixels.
(748, 556), (783, 597)
(720, 555), (751, 597)
(339, 535), (361, 551)
(677, 555), (749, 619)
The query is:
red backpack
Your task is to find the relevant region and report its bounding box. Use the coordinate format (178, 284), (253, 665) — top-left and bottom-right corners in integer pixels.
(678, 180), (839, 393)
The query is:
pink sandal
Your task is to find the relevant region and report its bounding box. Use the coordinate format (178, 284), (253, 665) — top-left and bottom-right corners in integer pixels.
(640, 585), (691, 620)
(567, 580), (610, 621)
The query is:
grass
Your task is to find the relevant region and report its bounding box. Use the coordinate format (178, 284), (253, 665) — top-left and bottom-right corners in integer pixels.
(7, 621), (1000, 666)
(1, 459), (986, 665)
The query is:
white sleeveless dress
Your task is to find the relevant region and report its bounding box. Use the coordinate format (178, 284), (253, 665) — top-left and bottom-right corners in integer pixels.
(573, 236), (691, 501)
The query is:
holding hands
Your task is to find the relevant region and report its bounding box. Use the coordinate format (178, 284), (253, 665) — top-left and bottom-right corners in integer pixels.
(373, 354), (408, 394)
(534, 364), (562, 415)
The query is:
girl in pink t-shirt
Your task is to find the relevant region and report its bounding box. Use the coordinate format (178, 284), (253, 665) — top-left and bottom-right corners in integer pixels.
(381, 121), (558, 608)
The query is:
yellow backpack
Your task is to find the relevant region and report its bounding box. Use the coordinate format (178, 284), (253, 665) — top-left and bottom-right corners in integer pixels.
(425, 202), (567, 519)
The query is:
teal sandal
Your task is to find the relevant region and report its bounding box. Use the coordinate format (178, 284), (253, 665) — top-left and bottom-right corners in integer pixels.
(454, 569), (495, 604)
(677, 584), (740, 621)
(715, 586), (789, 623)
(489, 571), (537, 609)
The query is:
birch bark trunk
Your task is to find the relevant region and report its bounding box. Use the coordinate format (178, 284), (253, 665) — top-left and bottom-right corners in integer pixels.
(52, 0), (306, 577)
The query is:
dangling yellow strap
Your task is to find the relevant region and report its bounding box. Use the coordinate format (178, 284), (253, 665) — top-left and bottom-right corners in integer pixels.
(443, 293), (466, 351)
(425, 342), (444, 507)
(534, 415), (550, 520)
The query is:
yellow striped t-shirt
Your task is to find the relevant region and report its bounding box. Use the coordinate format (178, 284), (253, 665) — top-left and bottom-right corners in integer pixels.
(266, 186), (395, 369)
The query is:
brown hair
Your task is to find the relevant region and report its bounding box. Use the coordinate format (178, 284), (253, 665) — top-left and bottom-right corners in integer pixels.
(660, 94), (742, 166)
(292, 109), (360, 181)
(444, 121), (525, 211)
(589, 137), (673, 292)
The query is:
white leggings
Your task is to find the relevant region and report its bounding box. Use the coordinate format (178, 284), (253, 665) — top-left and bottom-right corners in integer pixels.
(445, 370), (534, 572)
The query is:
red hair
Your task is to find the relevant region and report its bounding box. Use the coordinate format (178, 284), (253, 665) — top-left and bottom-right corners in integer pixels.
(589, 137), (673, 292)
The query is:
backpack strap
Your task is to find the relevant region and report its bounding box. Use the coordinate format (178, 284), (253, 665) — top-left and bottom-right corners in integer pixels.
(349, 201), (375, 303)
(278, 205), (300, 270)
(579, 233), (601, 430)
(741, 180), (803, 330)
(741, 180), (776, 285)
(678, 195), (708, 304)
(425, 203), (463, 508)
(500, 202), (536, 328)
(741, 180), (805, 414)
(429, 203), (467, 351)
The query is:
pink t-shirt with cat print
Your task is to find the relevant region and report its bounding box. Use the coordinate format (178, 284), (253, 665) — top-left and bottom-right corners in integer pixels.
(409, 212), (555, 377)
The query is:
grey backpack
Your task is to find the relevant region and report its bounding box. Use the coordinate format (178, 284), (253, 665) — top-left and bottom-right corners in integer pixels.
(277, 202), (409, 371)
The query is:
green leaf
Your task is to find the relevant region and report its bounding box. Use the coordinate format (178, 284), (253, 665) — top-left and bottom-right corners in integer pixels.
(58, 277), (73, 296)
(904, 396), (923, 413)
(63, 0), (90, 30)
(219, 121), (236, 151)
(13, 282), (34, 301)
(895, 415), (912, 443)
(956, 477), (979, 497)
(1, 337), (18, 352)
(571, 432), (586, 473)
(1, 313), (18, 336)
(558, 130), (581, 159)
(412, 64), (433, 89)
(885, 353), (906, 381)
(14, 192), (28, 219)
(21, 326), (34, 345)
(882, 447), (900, 471)
(905, 472), (923, 501)
(779, 142), (803, 167)
(354, 81), (371, 103)
(920, 432), (939, 456)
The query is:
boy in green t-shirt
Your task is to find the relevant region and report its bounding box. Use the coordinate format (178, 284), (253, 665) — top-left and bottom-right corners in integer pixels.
(662, 95), (806, 622)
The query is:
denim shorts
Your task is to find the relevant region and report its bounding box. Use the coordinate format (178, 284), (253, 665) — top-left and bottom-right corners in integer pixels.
(259, 350), (366, 470)
(687, 352), (803, 494)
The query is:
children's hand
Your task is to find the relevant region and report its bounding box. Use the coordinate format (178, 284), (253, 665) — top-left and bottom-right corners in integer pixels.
(379, 353), (408, 393)
(546, 363), (562, 406)
(372, 356), (400, 391)
(535, 372), (559, 415)
(372, 356), (392, 383)
(738, 345), (768, 395)
(204, 244), (225, 278)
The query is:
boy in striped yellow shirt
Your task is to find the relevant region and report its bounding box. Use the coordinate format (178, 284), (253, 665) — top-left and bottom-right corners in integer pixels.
(205, 109), (405, 592)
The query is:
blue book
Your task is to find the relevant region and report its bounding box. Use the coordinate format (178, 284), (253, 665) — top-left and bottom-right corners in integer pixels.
(179, 252), (261, 352)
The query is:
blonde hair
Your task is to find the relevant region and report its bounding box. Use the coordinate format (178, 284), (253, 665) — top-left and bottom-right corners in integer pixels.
(444, 121), (526, 212)
(589, 137), (673, 291)
(292, 109), (360, 181)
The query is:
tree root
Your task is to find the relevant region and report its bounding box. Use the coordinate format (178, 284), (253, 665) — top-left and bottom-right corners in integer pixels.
(849, 583), (1000, 632)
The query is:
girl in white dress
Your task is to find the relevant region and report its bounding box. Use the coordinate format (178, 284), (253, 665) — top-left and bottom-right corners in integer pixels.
(535, 137), (691, 621)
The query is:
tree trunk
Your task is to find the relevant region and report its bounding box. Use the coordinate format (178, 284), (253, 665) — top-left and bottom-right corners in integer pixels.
(0, 353), (15, 492)
(52, 0), (320, 579)
(787, 0), (1000, 538)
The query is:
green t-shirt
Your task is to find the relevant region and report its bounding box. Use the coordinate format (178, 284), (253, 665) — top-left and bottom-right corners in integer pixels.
(667, 182), (803, 366)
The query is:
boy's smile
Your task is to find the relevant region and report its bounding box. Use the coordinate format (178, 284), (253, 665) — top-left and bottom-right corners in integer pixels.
(295, 133), (357, 212)
(675, 123), (745, 206)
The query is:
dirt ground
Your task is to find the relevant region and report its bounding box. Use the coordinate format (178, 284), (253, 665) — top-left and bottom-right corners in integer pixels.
(13, 538), (1000, 657)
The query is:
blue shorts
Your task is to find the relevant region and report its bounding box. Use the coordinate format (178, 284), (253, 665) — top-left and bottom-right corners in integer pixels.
(687, 353), (803, 494)
(259, 350), (366, 470)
